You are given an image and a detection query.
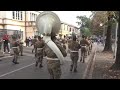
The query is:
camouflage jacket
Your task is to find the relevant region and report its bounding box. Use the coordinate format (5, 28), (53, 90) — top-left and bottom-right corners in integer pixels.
(80, 39), (90, 46)
(68, 41), (81, 52)
(35, 40), (45, 54)
(44, 39), (67, 58)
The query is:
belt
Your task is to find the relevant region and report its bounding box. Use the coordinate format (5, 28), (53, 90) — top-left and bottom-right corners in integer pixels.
(37, 48), (43, 50)
(45, 57), (59, 60)
(81, 46), (86, 47)
(12, 47), (18, 48)
(70, 51), (79, 52)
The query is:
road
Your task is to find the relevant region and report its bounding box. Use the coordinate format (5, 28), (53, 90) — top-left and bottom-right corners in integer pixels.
(0, 43), (97, 79)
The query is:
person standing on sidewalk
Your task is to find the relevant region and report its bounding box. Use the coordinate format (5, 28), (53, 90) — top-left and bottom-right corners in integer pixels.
(25, 37), (29, 47)
(34, 36), (45, 68)
(2, 34), (10, 54)
(68, 34), (81, 72)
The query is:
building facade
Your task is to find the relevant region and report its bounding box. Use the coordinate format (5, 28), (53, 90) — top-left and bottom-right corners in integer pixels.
(59, 22), (79, 38)
(0, 11), (41, 43)
(0, 11), (79, 42)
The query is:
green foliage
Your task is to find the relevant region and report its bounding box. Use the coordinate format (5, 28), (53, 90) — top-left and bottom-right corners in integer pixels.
(81, 28), (92, 37)
(76, 15), (92, 36)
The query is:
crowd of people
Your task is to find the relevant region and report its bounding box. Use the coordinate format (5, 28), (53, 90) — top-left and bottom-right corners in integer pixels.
(30, 34), (93, 79)
(0, 33), (93, 79)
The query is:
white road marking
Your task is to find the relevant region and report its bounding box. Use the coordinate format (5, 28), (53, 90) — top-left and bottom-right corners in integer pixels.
(0, 56), (13, 59)
(0, 63), (35, 78)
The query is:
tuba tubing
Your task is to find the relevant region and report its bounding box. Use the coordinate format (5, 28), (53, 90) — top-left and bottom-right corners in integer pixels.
(36, 11), (64, 64)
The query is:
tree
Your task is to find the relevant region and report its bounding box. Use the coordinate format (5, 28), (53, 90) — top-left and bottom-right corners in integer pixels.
(110, 11), (120, 70)
(103, 11), (113, 52)
(82, 28), (92, 37)
(91, 11), (116, 52)
(91, 11), (108, 36)
(76, 15), (92, 36)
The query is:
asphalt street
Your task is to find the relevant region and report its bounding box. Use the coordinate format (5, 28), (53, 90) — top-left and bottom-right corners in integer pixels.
(0, 43), (97, 79)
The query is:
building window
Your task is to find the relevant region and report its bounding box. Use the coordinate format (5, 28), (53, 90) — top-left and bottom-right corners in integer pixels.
(32, 13), (33, 20)
(64, 24), (65, 31)
(16, 11), (18, 19)
(35, 14), (37, 21)
(18, 11), (19, 20)
(12, 11), (15, 19)
(70, 28), (71, 32)
(34, 14), (35, 21)
(21, 11), (23, 20)
(30, 13), (31, 21)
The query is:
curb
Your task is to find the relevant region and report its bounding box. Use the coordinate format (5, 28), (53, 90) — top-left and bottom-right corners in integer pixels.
(82, 45), (97, 79)
(87, 48), (97, 79)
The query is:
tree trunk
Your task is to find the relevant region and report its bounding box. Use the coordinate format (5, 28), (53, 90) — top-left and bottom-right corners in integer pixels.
(103, 14), (113, 52)
(111, 11), (120, 70)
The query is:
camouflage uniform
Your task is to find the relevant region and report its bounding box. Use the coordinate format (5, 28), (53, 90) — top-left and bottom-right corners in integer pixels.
(11, 37), (20, 64)
(80, 38), (90, 63)
(18, 40), (23, 56)
(88, 39), (92, 53)
(59, 38), (66, 50)
(68, 40), (81, 72)
(44, 39), (67, 79)
(32, 38), (37, 53)
(35, 39), (45, 68)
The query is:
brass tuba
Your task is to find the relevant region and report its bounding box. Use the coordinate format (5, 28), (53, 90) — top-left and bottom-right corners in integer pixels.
(36, 11), (64, 63)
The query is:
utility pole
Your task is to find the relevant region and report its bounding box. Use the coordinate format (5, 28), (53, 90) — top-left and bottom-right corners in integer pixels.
(25, 11), (27, 38)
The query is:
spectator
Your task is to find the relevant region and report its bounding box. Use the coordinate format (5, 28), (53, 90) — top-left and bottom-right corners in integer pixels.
(25, 37), (29, 47)
(2, 34), (10, 53)
(28, 37), (32, 46)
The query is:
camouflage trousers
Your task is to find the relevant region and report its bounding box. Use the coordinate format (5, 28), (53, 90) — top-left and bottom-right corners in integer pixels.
(12, 48), (19, 63)
(70, 52), (79, 72)
(47, 60), (61, 79)
(32, 45), (35, 53)
(35, 50), (43, 67)
(81, 46), (87, 56)
(19, 46), (23, 56)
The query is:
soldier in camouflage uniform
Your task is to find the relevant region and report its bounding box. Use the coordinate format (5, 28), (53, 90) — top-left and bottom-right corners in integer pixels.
(18, 37), (24, 56)
(35, 36), (45, 68)
(88, 38), (92, 53)
(32, 36), (37, 53)
(68, 35), (81, 72)
(11, 36), (20, 64)
(80, 35), (90, 63)
(59, 36), (66, 50)
(44, 34), (67, 79)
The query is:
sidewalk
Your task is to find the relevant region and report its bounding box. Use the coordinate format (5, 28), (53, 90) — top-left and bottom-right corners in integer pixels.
(91, 44), (120, 79)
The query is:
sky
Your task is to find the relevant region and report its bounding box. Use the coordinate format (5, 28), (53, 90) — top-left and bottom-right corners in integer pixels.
(52, 11), (92, 27)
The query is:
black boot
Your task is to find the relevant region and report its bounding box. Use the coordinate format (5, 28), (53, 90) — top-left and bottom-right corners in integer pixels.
(14, 62), (19, 64)
(12, 59), (15, 63)
(35, 62), (38, 67)
(74, 69), (77, 72)
(39, 64), (43, 68)
(80, 58), (82, 62)
(70, 65), (73, 71)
